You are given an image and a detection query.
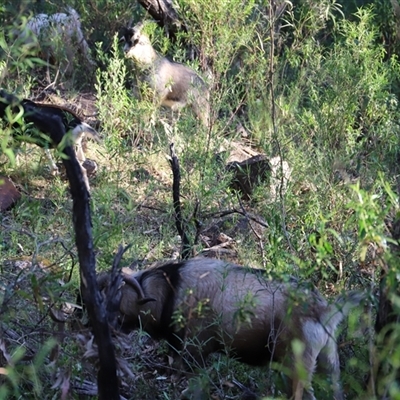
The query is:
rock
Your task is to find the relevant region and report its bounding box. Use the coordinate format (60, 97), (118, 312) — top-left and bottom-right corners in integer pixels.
(226, 154), (271, 200)
(216, 141), (291, 201)
(82, 159), (98, 176)
(0, 176), (21, 211)
(269, 156), (292, 199)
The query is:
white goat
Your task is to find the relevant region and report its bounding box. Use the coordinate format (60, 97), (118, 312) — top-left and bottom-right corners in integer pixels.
(98, 257), (364, 399)
(121, 23), (210, 126)
(19, 7), (94, 74)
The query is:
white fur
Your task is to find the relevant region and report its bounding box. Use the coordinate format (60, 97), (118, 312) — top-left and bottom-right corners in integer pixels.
(21, 7), (94, 72)
(124, 34), (158, 65)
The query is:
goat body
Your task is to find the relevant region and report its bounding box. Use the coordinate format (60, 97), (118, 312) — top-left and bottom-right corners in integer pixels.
(20, 7), (94, 74)
(122, 23), (210, 126)
(0, 89), (99, 188)
(99, 257), (363, 399)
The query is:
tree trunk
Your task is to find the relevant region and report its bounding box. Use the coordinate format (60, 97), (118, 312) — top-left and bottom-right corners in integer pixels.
(137, 0), (183, 37)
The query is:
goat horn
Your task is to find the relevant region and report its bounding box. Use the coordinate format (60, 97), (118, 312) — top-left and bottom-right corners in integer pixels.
(122, 272), (156, 304)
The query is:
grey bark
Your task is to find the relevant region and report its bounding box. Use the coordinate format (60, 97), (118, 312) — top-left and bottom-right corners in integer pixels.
(137, 0), (183, 37)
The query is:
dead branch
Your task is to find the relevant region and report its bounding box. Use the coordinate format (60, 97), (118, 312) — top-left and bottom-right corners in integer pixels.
(169, 143), (192, 259)
(62, 140), (119, 399)
(105, 245), (128, 328)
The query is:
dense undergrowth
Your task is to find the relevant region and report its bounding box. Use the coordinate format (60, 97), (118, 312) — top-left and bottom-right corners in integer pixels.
(1, 0), (400, 398)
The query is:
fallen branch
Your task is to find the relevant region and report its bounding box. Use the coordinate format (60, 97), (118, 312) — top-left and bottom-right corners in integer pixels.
(202, 208), (269, 228)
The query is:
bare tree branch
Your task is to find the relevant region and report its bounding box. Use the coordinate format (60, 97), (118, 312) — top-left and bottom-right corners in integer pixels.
(169, 143), (192, 259)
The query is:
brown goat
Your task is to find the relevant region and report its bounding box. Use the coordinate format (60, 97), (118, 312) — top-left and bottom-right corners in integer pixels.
(99, 258), (363, 399)
(121, 23), (210, 126)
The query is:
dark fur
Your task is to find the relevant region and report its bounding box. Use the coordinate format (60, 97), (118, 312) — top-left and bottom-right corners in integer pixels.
(0, 90), (65, 146)
(0, 89), (99, 188)
(0, 89), (100, 190)
(0, 89), (98, 149)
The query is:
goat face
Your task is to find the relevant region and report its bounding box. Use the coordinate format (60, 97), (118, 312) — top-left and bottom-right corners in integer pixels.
(122, 24), (157, 66)
(98, 269), (156, 333)
(101, 258), (362, 399)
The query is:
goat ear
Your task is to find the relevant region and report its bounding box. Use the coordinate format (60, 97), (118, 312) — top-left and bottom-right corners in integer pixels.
(137, 297), (156, 306)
